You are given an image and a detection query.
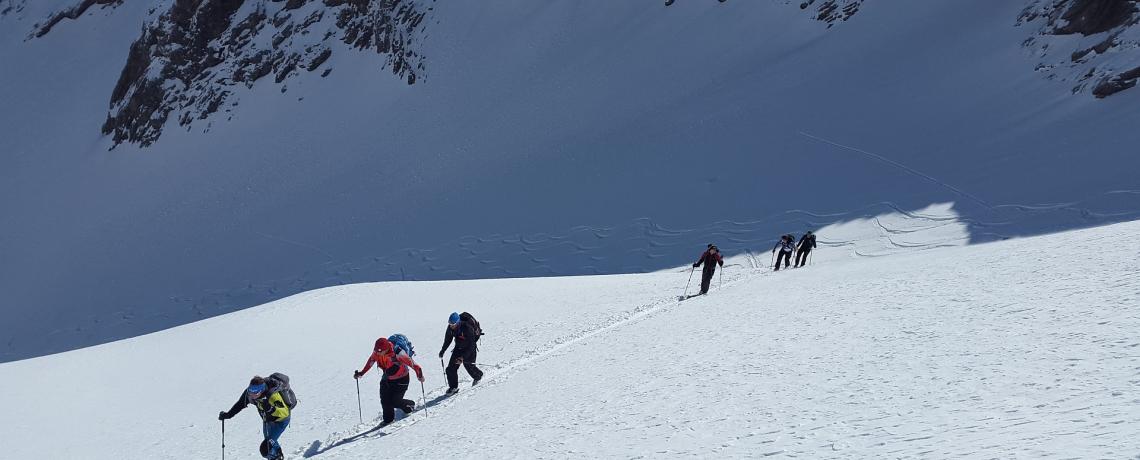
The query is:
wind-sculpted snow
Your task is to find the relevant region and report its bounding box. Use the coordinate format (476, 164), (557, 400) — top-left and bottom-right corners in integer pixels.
(1, 203), (971, 362)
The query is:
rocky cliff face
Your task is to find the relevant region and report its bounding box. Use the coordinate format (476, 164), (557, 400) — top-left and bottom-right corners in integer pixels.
(13, 0), (1140, 151)
(14, 0), (431, 148)
(94, 0), (432, 148)
(1019, 0), (1140, 97)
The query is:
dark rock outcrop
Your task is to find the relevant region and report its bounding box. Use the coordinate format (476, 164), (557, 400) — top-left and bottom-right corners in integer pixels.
(31, 0), (122, 38)
(100, 0), (433, 148)
(800, 0), (863, 27)
(1, 0), (28, 19)
(1020, 0), (1140, 97)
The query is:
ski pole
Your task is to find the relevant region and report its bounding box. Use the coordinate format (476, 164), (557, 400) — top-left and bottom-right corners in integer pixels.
(420, 380), (428, 415)
(809, 250), (813, 266)
(682, 266), (695, 297)
(718, 267), (722, 291)
(770, 251), (775, 269)
(355, 378), (363, 424)
(221, 419), (225, 460)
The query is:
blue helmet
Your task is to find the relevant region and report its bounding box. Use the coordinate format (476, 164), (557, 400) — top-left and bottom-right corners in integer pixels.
(247, 382), (266, 398)
(448, 312), (461, 324)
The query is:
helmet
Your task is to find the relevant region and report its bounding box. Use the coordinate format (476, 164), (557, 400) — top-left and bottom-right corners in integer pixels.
(374, 337), (392, 353)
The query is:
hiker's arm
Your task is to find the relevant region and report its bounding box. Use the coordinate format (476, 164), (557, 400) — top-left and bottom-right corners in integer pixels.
(439, 329), (454, 357)
(220, 392), (248, 419)
(357, 353), (377, 377)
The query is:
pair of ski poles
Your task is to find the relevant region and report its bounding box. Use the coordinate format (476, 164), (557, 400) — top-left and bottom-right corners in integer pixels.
(682, 264), (723, 298)
(353, 370), (429, 424)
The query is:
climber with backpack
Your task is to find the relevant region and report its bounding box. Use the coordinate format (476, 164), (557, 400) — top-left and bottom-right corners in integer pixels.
(795, 231), (817, 267)
(692, 244), (724, 295)
(218, 373), (298, 460)
(354, 336), (425, 426)
(772, 234), (795, 271)
(439, 312), (484, 394)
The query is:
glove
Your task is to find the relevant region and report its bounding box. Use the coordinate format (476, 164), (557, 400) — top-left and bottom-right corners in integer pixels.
(218, 411), (230, 421)
(771, 249), (775, 253)
(353, 370), (361, 379)
(438, 350), (445, 358)
(692, 263), (699, 267)
(418, 374), (426, 383)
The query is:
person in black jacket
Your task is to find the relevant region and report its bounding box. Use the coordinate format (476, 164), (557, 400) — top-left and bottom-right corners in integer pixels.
(693, 244), (724, 295)
(439, 312), (483, 393)
(795, 231), (817, 267)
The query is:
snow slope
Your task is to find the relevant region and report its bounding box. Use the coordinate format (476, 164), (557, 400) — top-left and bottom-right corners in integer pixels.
(1, 217), (1136, 459)
(2, 1), (1139, 363)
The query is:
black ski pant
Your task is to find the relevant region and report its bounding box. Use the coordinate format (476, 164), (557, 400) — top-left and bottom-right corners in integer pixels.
(446, 348), (484, 390)
(774, 251), (792, 270)
(379, 375), (414, 424)
(699, 268), (715, 294)
(795, 248), (811, 267)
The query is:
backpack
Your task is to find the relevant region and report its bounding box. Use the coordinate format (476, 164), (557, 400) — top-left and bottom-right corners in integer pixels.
(459, 312), (483, 342)
(388, 333), (415, 357)
(267, 372), (298, 409)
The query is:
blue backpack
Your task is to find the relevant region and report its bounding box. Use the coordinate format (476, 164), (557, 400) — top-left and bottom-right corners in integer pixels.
(388, 334), (415, 357)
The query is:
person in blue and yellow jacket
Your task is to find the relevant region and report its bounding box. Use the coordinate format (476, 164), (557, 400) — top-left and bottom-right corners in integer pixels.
(219, 374), (296, 460)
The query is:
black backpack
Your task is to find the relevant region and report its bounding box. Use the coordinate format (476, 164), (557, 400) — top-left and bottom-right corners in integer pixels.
(459, 312), (483, 342)
(267, 372), (298, 409)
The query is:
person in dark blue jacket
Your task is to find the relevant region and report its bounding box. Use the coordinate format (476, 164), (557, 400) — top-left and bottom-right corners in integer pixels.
(439, 312), (483, 393)
(795, 231), (817, 267)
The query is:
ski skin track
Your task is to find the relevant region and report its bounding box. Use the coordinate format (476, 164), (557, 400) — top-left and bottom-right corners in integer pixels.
(298, 264), (769, 458)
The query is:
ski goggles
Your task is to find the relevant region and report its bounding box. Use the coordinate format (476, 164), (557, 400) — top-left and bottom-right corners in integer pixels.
(247, 383), (266, 398)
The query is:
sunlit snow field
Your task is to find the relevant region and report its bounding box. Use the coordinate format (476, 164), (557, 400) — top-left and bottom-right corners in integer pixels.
(2, 214), (1136, 459)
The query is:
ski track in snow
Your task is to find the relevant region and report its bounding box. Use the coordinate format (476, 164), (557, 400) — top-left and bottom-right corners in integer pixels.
(298, 258), (767, 458)
(1, 218), (1138, 459)
(298, 220), (1140, 460)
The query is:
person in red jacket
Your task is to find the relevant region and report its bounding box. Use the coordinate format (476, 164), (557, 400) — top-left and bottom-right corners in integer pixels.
(354, 337), (425, 426)
(692, 244), (724, 295)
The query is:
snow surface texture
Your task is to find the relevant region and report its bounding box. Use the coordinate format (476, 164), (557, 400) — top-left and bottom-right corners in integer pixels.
(1, 218), (1137, 459)
(2, 1), (1140, 362)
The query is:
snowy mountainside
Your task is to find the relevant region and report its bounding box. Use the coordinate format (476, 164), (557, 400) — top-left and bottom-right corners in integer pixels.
(0, 219), (1136, 459)
(105, 0), (430, 147)
(2, 0), (1140, 364)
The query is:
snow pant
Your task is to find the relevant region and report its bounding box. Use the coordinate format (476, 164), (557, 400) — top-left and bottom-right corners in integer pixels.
(774, 251), (792, 270)
(446, 348), (484, 390)
(260, 418), (290, 459)
(379, 374), (414, 424)
(699, 268), (715, 294)
(795, 248), (811, 267)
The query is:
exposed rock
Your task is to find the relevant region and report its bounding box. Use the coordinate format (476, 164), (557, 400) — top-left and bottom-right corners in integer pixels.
(1092, 64), (1140, 97)
(1, 0), (27, 19)
(32, 0), (122, 38)
(1020, 0), (1140, 97)
(800, 0), (863, 27)
(100, 0), (433, 148)
(1055, 0), (1137, 35)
